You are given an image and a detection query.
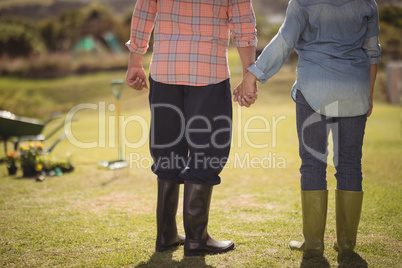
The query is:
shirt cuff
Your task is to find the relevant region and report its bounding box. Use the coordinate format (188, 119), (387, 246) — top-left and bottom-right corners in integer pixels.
(233, 36), (258, 48)
(369, 56), (381, 65)
(125, 40), (147, 54)
(363, 36), (381, 65)
(247, 64), (267, 84)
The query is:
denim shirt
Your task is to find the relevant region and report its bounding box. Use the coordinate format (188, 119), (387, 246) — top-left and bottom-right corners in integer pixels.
(248, 0), (381, 117)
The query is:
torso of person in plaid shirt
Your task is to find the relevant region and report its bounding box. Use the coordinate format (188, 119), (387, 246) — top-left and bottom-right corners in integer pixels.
(126, 0), (257, 86)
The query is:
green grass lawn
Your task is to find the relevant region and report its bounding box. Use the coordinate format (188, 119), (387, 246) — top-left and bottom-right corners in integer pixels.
(0, 60), (401, 267)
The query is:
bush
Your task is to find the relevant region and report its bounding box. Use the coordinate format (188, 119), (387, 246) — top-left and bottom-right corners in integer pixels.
(379, 6), (402, 61)
(38, 4), (126, 53)
(379, 5), (402, 28)
(0, 18), (45, 57)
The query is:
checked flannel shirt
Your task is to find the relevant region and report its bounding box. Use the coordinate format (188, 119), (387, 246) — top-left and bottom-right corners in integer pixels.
(126, 0), (257, 86)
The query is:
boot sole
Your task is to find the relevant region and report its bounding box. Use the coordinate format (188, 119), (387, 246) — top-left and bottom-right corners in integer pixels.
(155, 241), (185, 252)
(184, 244), (235, 257)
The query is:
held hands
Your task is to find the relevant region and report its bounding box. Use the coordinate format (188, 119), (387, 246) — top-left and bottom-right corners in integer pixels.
(233, 71), (258, 107)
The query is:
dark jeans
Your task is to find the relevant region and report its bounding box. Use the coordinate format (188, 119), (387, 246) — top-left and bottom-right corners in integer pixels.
(149, 77), (232, 186)
(296, 90), (367, 191)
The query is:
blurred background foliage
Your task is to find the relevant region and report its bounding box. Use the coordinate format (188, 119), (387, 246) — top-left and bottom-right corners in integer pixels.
(0, 1), (400, 78)
(0, 2), (132, 77)
(0, 17), (46, 57)
(378, 5), (402, 62)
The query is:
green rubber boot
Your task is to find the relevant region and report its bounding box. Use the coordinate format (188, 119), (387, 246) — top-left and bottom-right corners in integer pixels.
(334, 189), (364, 253)
(289, 190), (328, 255)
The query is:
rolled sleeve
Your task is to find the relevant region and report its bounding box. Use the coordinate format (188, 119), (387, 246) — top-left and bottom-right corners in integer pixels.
(229, 0), (257, 47)
(125, 0), (157, 54)
(247, 64), (266, 82)
(363, 36), (381, 65)
(248, 33), (293, 84)
(363, 2), (381, 65)
(247, 0), (305, 84)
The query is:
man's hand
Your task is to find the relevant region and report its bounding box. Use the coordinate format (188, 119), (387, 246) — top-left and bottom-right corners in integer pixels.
(233, 71), (258, 107)
(126, 66), (148, 90)
(126, 52), (148, 90)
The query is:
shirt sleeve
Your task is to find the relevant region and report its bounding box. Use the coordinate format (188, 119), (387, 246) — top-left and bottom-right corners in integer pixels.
(125, 0), (157, 54)
(248, 0), (307, 83)
(228, 0), (257, 47)
(362, 1), (381, 65)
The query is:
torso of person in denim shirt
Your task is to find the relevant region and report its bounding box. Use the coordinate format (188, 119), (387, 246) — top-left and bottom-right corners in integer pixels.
(248, 0), (381, 117)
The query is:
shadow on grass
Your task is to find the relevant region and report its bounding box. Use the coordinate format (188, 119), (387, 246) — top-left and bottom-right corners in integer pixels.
(135, 250), (214, 268)
(300, 252), (330, 268)
(337, 252), (368, 268)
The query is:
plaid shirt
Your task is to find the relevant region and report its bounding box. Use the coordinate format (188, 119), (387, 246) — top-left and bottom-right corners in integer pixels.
(126, 0), (257, 86)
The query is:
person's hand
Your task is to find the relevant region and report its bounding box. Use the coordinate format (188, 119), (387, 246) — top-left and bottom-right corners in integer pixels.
(126, 52), (148, 90)
(126, 65), (148, 90)
(233, 71), (258, 107)
(367, 97), (373, 117)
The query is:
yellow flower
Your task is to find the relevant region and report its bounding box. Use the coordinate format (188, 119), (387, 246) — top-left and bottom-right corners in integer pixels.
(20, 145), (29, 151)
(36, 142), (44, 149)
(35, 163), (43, 172)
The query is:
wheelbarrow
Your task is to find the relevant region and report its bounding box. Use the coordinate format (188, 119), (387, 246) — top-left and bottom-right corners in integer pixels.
(0, 110), (67, 160)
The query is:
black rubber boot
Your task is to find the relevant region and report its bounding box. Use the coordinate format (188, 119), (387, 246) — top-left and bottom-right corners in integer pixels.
(183, 181), (235, 257)
(155, 179), (185, 252)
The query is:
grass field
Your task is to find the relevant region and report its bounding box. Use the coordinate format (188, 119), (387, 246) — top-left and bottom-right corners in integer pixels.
(0, 54), (401, 267)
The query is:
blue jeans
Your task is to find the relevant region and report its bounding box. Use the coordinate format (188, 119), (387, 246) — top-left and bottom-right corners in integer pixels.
(296, 90), (367, 191)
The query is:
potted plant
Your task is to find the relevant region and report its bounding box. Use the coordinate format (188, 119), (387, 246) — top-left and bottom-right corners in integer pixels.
(6, 151), (19, 175)
(19, 142), (44, 177)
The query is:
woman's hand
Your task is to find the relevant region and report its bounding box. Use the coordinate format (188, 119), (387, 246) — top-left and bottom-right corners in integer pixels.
(367, 97), (373, 117)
